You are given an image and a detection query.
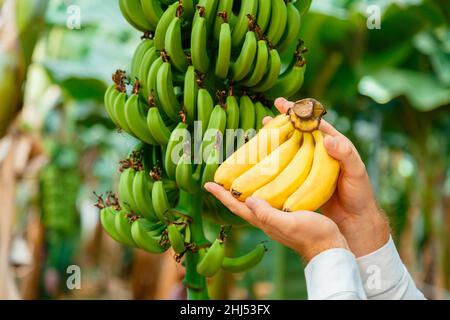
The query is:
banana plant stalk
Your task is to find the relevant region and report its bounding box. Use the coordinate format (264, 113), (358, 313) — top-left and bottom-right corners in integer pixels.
(177, 191), (210, 299)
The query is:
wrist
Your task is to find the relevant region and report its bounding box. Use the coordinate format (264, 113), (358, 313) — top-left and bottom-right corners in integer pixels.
(300, 231), (349, 263)
(338, 205), (390, 257)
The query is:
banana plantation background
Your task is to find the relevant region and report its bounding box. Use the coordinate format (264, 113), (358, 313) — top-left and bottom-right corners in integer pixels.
(0, 0), (449, 300)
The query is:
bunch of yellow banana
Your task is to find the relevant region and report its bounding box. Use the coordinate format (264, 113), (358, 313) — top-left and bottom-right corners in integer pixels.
(215, 98), (340, 212)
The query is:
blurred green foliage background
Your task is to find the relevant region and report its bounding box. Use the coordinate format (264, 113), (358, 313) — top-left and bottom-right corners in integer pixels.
(0, 0), (448, 299)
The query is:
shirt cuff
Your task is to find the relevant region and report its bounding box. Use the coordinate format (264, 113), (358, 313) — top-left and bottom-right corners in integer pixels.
(356, 235), (415, 299)
(305, 248), (367, 300)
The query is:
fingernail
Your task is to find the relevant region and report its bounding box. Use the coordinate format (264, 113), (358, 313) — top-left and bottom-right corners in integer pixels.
(325, 136), (337, 150)
(204, 183), (213, 192)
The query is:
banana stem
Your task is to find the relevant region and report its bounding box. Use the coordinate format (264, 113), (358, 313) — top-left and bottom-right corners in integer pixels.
(179, 191), (209, 300)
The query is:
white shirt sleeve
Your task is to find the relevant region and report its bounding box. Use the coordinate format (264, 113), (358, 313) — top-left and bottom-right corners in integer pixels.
(304, 248), (367, 300)
(356, 235), (426, 300)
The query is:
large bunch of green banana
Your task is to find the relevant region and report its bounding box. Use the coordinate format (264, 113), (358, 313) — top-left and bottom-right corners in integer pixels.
(99, 0), (315, 289)
(215, 99), (341, 212)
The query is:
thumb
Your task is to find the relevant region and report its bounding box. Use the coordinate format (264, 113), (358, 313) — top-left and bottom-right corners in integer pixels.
(274, 98), (294, 113)
(323, 135), (366, 177)
(246, 197), (284, 227)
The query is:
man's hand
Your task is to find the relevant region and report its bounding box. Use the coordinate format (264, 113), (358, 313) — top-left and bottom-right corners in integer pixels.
(273, 98), (390, 257)
(204, 183), (349, 262)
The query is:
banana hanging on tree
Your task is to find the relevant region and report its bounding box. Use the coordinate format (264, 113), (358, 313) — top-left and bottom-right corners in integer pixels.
(277, 1), (302, 53)
(214, 11), (232, 79)
(141, 0), (164, 29)
(165, 4), (188, 72)
(130, 38), (154, 80)
(119, 0), (153, 32)
(131, 218), (169, 253)
(266, 41), (307, 100)
(230, 18), (258, 82)
(183, 65), (198, 124)
(191, 6), (210, 73)
(266, 0), (288, 47)
(156, 51), (182, 122)
(231, 0), (258, 47)
(197, 238), (225, 277)
(252, 48), (282, 92)
(155, 2), (179, 50)
(124, 81), (158, 145)
(222, 243), (267, 273)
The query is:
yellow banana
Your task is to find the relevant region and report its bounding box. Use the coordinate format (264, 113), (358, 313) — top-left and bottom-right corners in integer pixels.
(253, 132), (315, 209)
(231, 131), (302, 201)
(283, 131), (340, 212)
(214, 115), (294, 190)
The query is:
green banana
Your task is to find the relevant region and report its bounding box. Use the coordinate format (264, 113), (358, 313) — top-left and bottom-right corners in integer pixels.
(196, 88), (214, 136)
(119, 0), (151, 32)
(213, 0), (233, 40)
(137, 45), (158, 93)
(214, 13), (231, 79)
(222, 243), (266, 273)
(201, 104), (227, 159)
(191, 7), (210, 73)
(175, 150), (199, 194)
(122, 0), (154, 31)
(224, 94), (240, 157)
(131, 38), (154, 80)
(295, 0), (313, 16)
(230, 30), (258, 82)
(237, 95), (256, 148)
(141, 0), (164, 29)
(225, 94), (240, 131)
(266, 53), (307, 100)
(193, 0), (219, 31)
(131, 218), (168, 253)
(266, 0), (288, 46)
(165, 122), (189, 180)
(124, 85), (158, 145)
(132, 170), (159, 222)
(252, 48), (282, 92)
(168, 223), (186, 254)
(165, 5), (188, 72)
(256, 0), (271, 33)
(197, 238), (225, 277)
(254, 101), (267, 131)
(146, 57), (164, 102)
(118, 168), (139, 213)
(277, 2), (301, 53)
(115, 210), (137, 247)
(183, 65), (198, 124)
(104, 83), (120, 127)
(112, 89), (134, 134)
(146, 106), (172, 145)
(231, 0), (258, 47)
(156, 57), (181, 122)
(100, 207), (122, 243)
(241, 39), (269, 87)
(152, 180), (174, 223)
(201, 140), (221, 188)
(155, 2), (178, 50)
